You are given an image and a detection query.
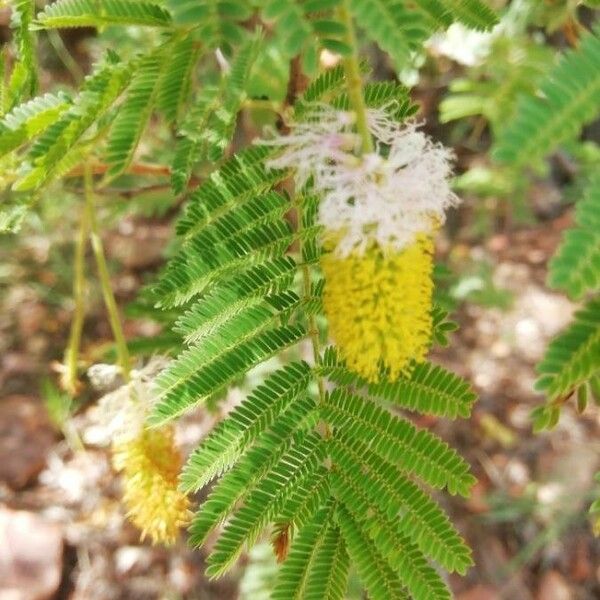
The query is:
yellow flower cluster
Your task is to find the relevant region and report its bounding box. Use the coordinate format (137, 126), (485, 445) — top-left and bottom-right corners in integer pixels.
(322, 235), (434, 382)
(112, 427), (191, 545)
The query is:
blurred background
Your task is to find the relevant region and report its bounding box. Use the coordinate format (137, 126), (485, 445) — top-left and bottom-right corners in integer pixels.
(1, 1), (600, 599)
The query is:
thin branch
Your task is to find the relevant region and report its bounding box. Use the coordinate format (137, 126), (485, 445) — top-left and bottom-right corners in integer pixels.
(337, 0), (374, 155)
(283, 56), (329, 433)
(45, 29), (84, 84)
(243, 98), (286, 118)
(75, 177), (202, 198)
(68, 161), (172, 179)
(62, 195), (90, 395)
(298, 196), (327, 407)
(84, 165), (131, 380)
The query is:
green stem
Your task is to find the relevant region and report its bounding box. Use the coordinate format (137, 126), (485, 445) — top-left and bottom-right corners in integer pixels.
(63, 419), (85, 453)
(84, 165), (131, 380)
(46, 29), (84, 84)
(296, 196), (329, 439)
(63, 199), (90, 395)
(243, 98), (284, 115)
(303, 259), (326, 403)
(337, 0), (374, 155)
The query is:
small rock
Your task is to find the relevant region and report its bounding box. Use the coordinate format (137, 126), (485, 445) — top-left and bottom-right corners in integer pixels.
(169, 555), (201, 595)
(0, 507), (63, 600)
(114, 546), (153, 577)
(0, 396), (56, 489)
(505, 459), (530, 487)
(536, 571), (572, 600)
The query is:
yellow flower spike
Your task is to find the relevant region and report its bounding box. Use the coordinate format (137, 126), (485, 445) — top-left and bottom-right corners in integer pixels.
(322, 234), (434, 382)
(112, 427), (191, 545)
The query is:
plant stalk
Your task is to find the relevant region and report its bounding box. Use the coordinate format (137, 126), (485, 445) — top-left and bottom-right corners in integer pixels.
(46, 29), (84, 84)
(338, 0), (374, 155)
(296, 199), (325, 391)
(84, 165), (131, 380)
(63, 199), (90, 395)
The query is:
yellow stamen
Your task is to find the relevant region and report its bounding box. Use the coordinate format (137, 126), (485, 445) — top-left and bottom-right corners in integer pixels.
(322, 235), (434, 382)
(112, 428), (191, 545)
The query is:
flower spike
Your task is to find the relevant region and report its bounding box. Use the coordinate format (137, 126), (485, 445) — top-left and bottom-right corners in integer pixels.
(265, 104), (460, 380)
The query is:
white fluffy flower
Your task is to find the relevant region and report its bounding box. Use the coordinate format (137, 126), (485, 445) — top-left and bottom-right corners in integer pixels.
(87, 363), (123, 391)
(428, 23), (494, 67)
(263, 104), (360, 188)
(84, 357), (170, 446)
(264, 104), (459, 257)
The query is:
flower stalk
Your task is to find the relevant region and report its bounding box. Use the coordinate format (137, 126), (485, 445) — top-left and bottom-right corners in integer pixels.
(337, 0), (373, 155)
(62, 198), (90, 395)
(84, 164), (131, 380)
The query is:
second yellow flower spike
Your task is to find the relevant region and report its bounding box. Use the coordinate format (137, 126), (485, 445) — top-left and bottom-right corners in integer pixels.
(112, 427), (191, 546)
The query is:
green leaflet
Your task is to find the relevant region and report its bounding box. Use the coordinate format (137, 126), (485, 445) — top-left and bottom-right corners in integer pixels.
(336, 505), (409, 600)
(154, 217), (298, 308)
(0, 92), (71, 157)
(6, 0), (38, 109)
(549, 175), (600, 299)
(164, 0), (250, 48)
(347, 0), (431, 71)
(320, 346), (477, 419)
(297, 63), (348, 107)
(495, 25), (600, 167)
(179, 361), (312, 491)
(437, 0), (499, 31)
(172, 35), (262, 193)
(106, 50), (166, 177)
(262, 0), (315, 57)
(156, 35), (200, 124)
(149, 324), (308, 425)
(174, 256), (298, 344)
(187, 396), (319, 546)
(34, 0), (172, 29)
(272, 503), (339, 600)
(277, 468), (332, 531)
(303, 522), (349, 600)
(335, 498), (451, 600)
(206, 431), (327, 577)
(176, 145), (283, 236)
(408, 0), (498, 31)
(329, 437), (472, 574)
(333, 81), (418, 120)
(536, 298), (600, 401)
(14, 54), (133, 191)
(262, 0), (350, 60)
(322, 388), (476, 496)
